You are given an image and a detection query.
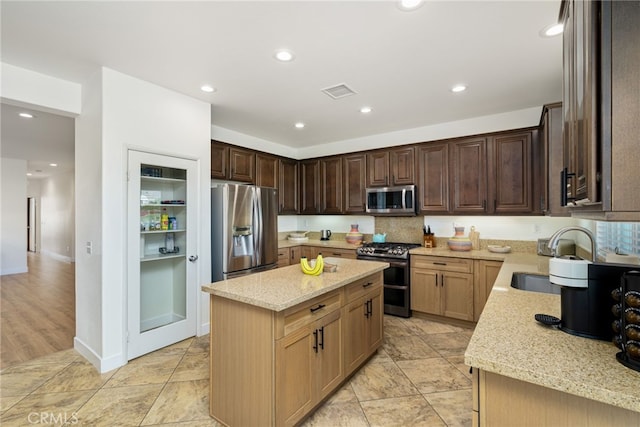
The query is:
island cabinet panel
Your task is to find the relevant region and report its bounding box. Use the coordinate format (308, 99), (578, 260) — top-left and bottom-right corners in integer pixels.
(410, 255), (474, 321)
(450, 137), (488, 214)
(417, 142), (450, 213)
(476, 369), (640, 426)
(343, 275), (383, 375)
(208, 269), (384, 427)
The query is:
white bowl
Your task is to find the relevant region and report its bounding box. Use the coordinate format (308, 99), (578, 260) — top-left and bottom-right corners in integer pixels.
(487, 245), (511, 253)
(288, 236), (309, 243)
(288, 231), (309, 238)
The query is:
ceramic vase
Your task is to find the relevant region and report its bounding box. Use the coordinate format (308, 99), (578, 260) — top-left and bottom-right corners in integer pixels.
(447, 226), (472, 251)
(345, 224), (364, 245)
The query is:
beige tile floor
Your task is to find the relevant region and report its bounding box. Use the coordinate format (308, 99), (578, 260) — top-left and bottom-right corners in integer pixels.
(0, 315), (473, 426)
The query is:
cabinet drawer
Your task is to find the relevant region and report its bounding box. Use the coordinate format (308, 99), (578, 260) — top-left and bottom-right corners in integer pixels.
(345, 273), (382, 303)
(318, 247), (357, 259)
(411, 255), (473, 273)
(277, 248), (290, 268)
(282, 290), (342, 336)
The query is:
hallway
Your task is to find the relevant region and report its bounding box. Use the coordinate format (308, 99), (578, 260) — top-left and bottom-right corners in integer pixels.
(0, 253), (75, 369)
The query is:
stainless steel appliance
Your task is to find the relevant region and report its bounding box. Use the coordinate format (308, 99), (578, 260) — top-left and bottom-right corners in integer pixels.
(211, 184), (278, 281)
(365, 185), (417, 216)
(356, 242), (420, 317)
(320, 229), (332, 240)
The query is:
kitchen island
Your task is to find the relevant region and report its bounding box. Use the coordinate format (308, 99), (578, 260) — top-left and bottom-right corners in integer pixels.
(201, 258), (388, 427)
(464, 253), (640, 425)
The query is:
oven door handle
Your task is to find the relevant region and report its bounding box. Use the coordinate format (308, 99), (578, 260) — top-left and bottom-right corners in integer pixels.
(383, 284), (408, 290)
(386, 261), (408, 268)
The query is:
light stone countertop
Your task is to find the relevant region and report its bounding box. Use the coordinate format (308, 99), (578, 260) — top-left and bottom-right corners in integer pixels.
(463, 252), (640, 413)
(278, 239), (363, 250)
(201, 257), (388, 312)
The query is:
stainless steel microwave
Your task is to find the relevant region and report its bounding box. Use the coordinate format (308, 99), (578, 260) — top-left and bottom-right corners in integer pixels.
(365, 185), (417, 216)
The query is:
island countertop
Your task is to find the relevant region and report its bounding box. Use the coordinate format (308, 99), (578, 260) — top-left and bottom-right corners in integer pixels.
(201, 257), (389, 312)
(464, 253), (640, 413)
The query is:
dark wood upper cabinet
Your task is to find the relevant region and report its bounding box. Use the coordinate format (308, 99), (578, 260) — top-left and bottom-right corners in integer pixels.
(367, 147), (415, 187)
(450, 138), (488, 214)
(540, 103), (569, 216)
(279, 158), (299, 214)
(489, 130), (535, 214)
(228, 147), (255, 183)
(367, 151), (389, 187)
(417, 142), (449, 213)
(343, 154), (367, 213)
(561, 0), (599, 205)
(211, 141), (228, 179)
(390, 147), (415, 185)
(320, 156), (343, 214)
(255, 153), (279, 188)
(299, 159), (320, 214)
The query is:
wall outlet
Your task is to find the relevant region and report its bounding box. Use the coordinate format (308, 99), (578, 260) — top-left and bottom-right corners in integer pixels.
(533, 224), (541, 234)
(86, 241), (92, 254)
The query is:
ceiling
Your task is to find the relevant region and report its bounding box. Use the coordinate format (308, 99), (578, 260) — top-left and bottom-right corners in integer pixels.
(1, 0), (563, 174)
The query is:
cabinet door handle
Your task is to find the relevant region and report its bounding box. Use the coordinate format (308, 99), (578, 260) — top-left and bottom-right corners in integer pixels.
(435, 274), (438, 287)
(188, 255), (198, 262)
(313, 329), (318, 353)
(441, 274), (445, 287)
(319, 326), (325, 350)
(363, 282), (373, 288)
(364, 301), (370, 318)
(310, 304), (325, 313)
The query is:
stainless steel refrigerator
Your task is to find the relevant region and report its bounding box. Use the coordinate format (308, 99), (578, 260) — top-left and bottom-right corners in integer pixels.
(211, 184), (278, 281)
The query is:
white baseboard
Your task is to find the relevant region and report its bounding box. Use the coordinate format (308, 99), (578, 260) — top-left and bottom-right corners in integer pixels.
(74, 337), (126, 373)
(199, 321), (210, 336)
(42, 250), (72, 263)
(0, 266), (28, 275)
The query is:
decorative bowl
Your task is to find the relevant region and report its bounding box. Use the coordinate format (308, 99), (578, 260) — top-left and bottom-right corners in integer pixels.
(487, 245), (511, 253)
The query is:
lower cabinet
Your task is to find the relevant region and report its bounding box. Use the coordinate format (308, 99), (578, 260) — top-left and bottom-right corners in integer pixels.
(410, 255), (474, 321)
(473, 369), (640, 426)
(277, 248), (291, 268)
(210, 271), (383, 427)
(276, 308), (343, 426)
(343, 276), (383, 374)
(473, 260), (502, 322)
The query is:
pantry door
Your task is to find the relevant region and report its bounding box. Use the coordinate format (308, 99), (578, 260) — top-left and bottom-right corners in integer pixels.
(127, 150), (198, 360)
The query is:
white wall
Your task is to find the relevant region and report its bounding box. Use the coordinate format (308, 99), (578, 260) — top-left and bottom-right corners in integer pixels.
(215, 106), (543, 160)
(40, 170), (75, 262)
(1, 158), (28, 275)
(1, 62), (81, 116)
(74, 68), (212, 372)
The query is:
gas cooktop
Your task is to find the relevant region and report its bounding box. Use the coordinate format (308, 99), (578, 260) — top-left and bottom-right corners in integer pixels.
(356, 242), (421, 259)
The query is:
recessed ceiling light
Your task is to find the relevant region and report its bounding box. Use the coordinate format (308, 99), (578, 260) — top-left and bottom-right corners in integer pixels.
(540, 23), (564, 37)
(397, 0), (424, 11)
(49, 163), (58, 167)
(200, 85), (216, 93)
(274, 49), (295, 62)
(26, 172), (33, 176)
(451, 84), (467, 93)
(294, 122), (305, 129)
(19, 112), (34, 118)
(360, 106), (372, 114)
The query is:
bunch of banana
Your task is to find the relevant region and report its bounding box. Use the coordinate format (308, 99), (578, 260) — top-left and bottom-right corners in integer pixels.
(300, 254), (324, 276)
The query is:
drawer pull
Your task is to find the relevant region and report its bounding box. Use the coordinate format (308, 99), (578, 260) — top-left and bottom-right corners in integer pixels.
(332, 252), (342, 256)
(362, 282), (373, 288)
(433, 262), (447, 266)
(310, 304), (326, 313)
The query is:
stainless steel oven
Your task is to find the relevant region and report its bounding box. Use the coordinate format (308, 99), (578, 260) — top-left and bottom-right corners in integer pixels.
(356, 242), (419, 317)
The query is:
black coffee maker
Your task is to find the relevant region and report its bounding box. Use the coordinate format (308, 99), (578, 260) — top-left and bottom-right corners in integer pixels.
(557, 263), (639, 340)
(612, 271), (640, 372)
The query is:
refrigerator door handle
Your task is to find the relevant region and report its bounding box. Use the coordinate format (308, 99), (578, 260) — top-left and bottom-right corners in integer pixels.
(253, 187), (263, 267)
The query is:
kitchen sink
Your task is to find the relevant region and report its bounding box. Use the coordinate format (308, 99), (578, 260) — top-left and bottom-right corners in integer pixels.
(510, 273), (560, 294)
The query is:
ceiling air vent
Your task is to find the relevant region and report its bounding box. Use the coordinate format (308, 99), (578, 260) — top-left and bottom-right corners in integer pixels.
(321, 83), (357, 99)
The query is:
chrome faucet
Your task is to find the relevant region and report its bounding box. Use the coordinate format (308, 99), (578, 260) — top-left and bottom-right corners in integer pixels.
(547, 226), (598, 262)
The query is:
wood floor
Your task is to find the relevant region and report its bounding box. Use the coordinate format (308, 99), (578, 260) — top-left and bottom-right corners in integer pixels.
(0, 252), (75, 369)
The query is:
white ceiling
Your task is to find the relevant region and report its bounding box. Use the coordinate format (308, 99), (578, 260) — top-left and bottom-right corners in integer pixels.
(1, 0), (563, 173)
